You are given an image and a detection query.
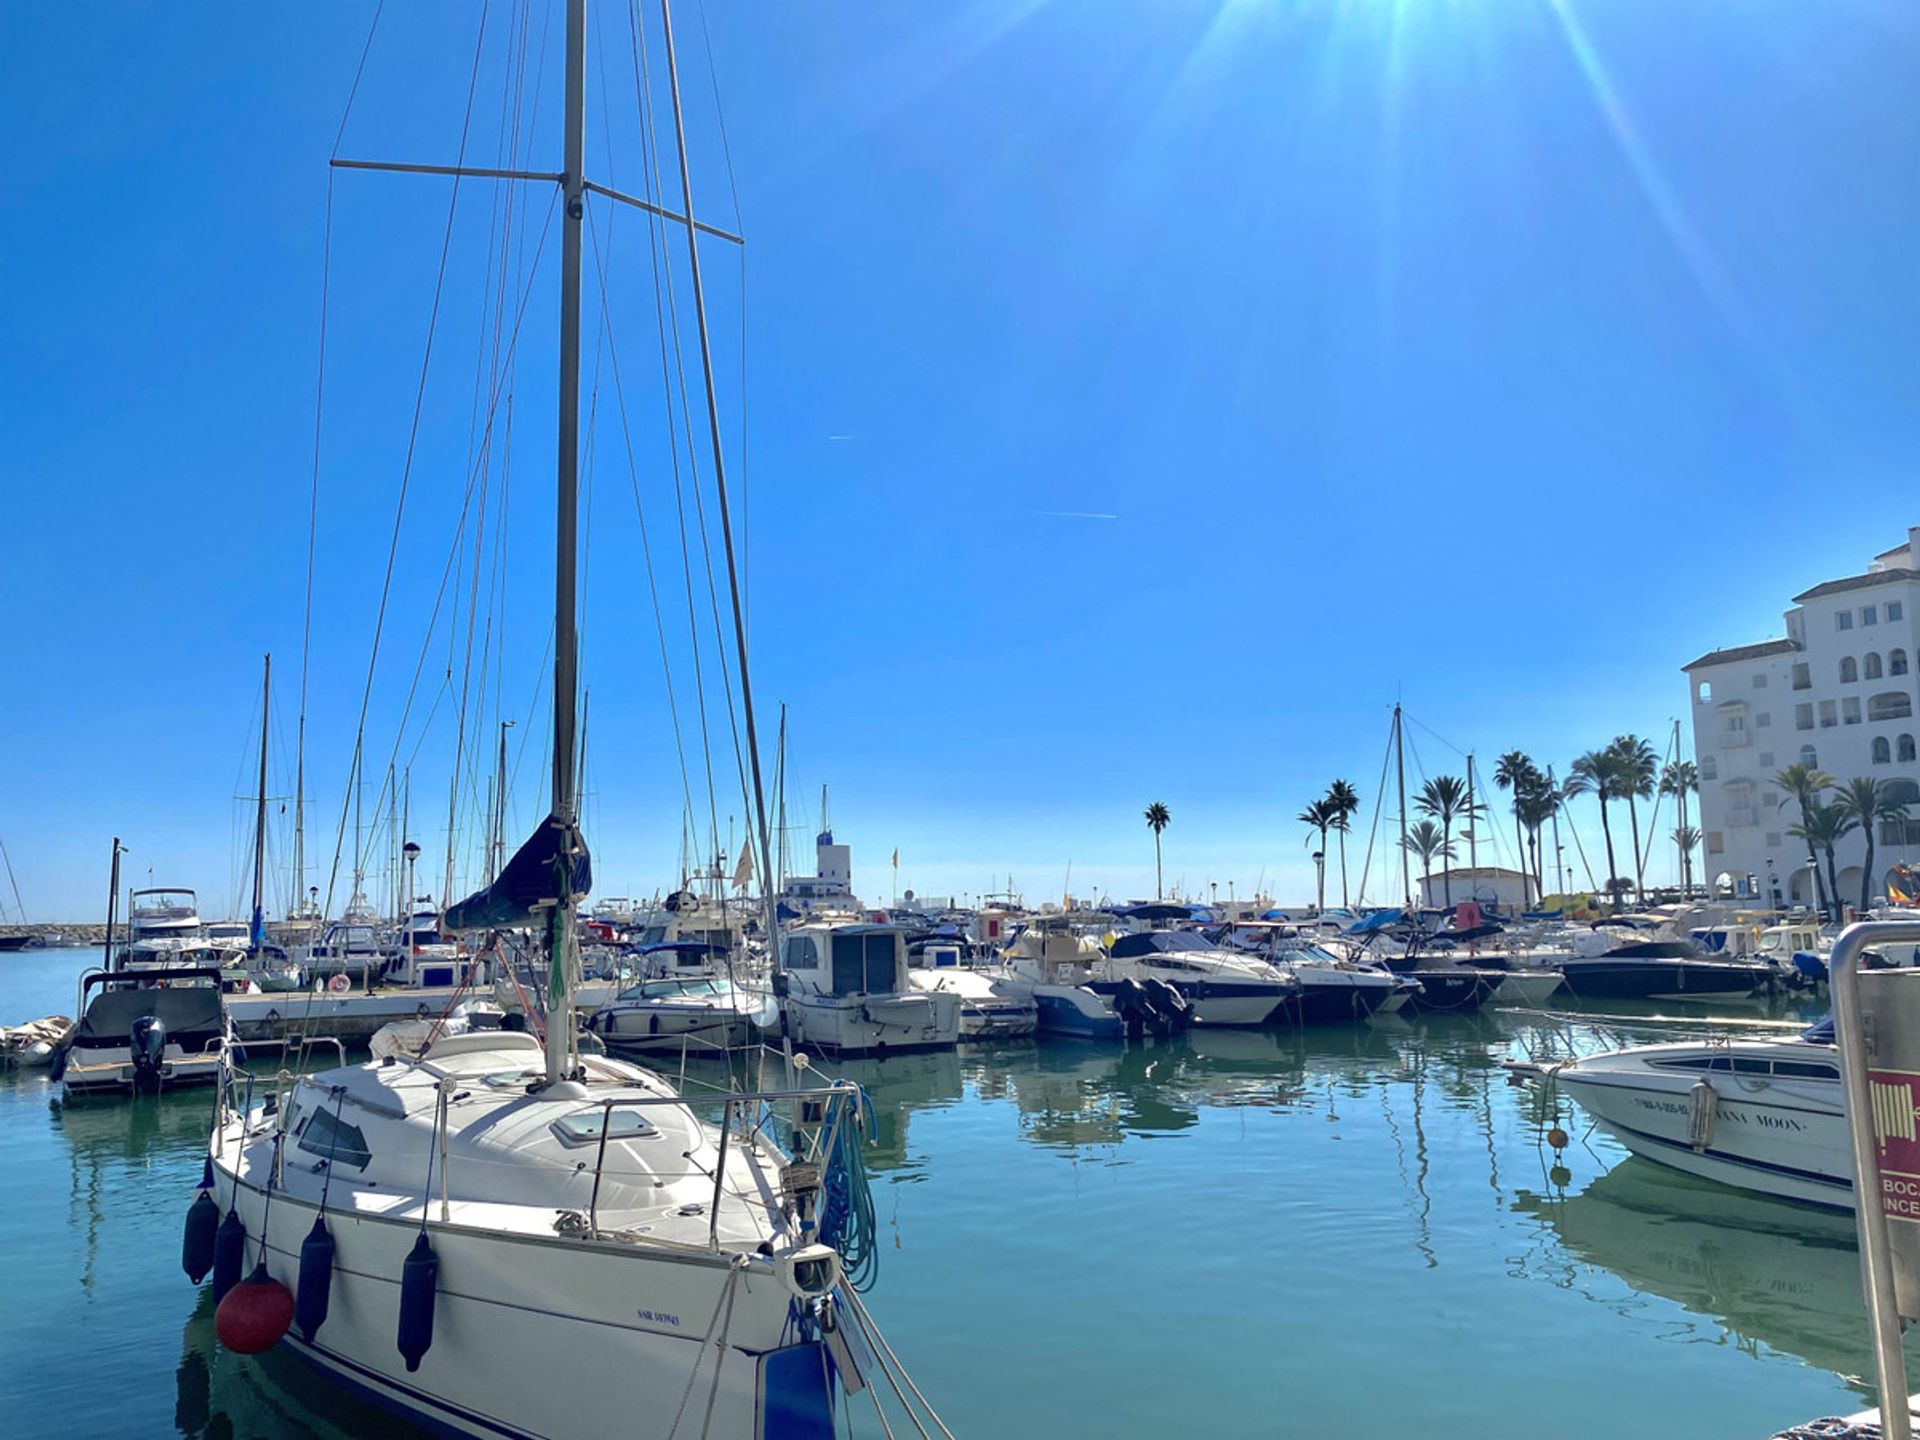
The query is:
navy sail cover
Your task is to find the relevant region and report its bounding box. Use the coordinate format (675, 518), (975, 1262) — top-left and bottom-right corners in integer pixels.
(444, 812), (592, 933)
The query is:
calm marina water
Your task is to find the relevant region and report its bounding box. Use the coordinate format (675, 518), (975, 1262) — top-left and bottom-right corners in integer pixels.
(2, 948), (1908, 1438)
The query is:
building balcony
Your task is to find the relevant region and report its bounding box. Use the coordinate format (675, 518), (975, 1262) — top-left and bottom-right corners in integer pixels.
(1727, 807), (1757, 828)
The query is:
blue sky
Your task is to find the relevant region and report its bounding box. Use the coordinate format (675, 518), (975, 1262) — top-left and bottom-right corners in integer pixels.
(3, 0), (1915, 919)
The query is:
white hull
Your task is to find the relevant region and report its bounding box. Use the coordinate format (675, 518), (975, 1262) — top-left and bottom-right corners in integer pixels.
(783, 992), (961, 1054)
(1548, 1055), (1850, 1209)
(1491, 971), (1564, 1007)
(211, 1158), (834, 1440)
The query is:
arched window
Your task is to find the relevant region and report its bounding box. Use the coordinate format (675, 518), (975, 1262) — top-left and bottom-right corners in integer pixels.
(1870, 692), (1915, 722)
(1841, 656), (1860, 683)
(1901, 734), (1917, 763)
(1874, 737), (1892, 764)
(1867, 653), (1885, 680)
(1801, 744), (1819, 768)
(1894, 650), (1911, 677)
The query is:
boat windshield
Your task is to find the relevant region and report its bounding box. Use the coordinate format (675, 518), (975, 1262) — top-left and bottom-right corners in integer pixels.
(1109, 930), (1218, 960)
(623, 978), (728, 1000)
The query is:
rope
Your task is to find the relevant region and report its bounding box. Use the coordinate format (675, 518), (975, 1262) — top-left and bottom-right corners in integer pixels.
(322, 0), (497, 921)
(843, 1288), (957, 1440)
(666, 1255), (747, 1439)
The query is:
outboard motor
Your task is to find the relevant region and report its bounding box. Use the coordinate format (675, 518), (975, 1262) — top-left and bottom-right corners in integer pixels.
(1142, 979), (1192, 1033)
(129, 1013), (167, 1093)
(1110, 977), (1151, 1038)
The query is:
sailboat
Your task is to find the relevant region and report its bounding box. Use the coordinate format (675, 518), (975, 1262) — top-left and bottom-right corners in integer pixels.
(197, 6), (905, 1435)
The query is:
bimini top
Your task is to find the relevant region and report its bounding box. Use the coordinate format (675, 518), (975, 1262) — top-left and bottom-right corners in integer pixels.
(1346, 909), (1409, 935)
(1112, 902), (1193, 923)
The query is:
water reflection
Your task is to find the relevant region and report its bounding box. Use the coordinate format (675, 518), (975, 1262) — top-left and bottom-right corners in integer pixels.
(174, 1289), (434, 1440)
(1514, 1160), (1892, 1393)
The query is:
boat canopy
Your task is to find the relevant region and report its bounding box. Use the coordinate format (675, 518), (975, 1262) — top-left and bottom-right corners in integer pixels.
(1113, 902), (1192, 923)
(77, 982), (223, 1042)
(1346, 909), (1408, 935)
(445, 813), (592, 933)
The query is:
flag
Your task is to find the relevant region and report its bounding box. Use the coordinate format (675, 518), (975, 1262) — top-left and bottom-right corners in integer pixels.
(732, 845), (753, 890)
(1893, 866), (1914, 905)
(891, 847), (899, 868)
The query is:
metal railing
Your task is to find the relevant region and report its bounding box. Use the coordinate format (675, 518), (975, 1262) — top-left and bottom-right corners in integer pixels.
(1832, 921), (1920, 1440)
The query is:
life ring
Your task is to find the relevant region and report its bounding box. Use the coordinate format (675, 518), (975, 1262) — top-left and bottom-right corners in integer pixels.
(326, 973), (353, 995)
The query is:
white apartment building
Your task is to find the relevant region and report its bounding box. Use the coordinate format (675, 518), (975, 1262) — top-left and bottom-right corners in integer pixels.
(1683, 528), (1920, 907)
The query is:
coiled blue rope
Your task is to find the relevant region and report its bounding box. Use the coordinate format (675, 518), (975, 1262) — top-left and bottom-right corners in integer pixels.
(818, 1086), (878, 1292)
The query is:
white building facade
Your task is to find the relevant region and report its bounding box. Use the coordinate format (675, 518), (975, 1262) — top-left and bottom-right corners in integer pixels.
(1683, 529), (1920, 909)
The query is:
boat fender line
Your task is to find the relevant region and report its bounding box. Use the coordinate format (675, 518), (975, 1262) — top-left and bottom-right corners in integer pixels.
(183, 1189), (219, 1284)
(397, 1231), (438, 1372)
(211, 1207), (247, 1303)
(1688, 1077), (1718, 1152)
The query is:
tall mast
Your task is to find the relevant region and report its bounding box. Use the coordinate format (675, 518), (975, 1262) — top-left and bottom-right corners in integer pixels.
(1465, 753), (1477, 907)
(1394, 704), (1411, 911)
(251, 653), (272, 951)
(543, 0), (587, 1086)
(292, 720), (306, 920)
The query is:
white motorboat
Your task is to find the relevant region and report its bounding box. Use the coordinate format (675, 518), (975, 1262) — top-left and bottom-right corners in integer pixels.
(991, 920), (1190, 1039)
(56, 966), (233, 1096)
(1215, 924), (1409, 1022)
(584, 975), (774, 1055)
(1099, 926), (1299, 1027)
(909, 963), (1038, 1041)
(778, 922), (961, 1054)
(1506, 1018), (1850, 1208)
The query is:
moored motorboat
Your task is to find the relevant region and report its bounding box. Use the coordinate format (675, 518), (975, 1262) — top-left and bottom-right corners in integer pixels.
(55, 966), (233, 1096)
(778, 922), (962, 1054)
(1557, 939), (1773, 1003)
(1098, 927), (1298, 1027)
(1506, 1017), (1849, 1208)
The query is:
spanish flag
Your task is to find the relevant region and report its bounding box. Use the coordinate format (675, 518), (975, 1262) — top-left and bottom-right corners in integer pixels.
(1893, 867), (1915, 906)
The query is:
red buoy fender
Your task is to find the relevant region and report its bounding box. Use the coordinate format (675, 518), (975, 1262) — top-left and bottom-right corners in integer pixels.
(215, 1264), (295, 1354)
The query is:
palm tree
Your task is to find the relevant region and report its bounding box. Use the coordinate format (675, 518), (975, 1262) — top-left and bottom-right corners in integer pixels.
(1494, 751), (1543, 906)
(1788, 799), (1856, 923)
(1773, 762), (1836, 918)
(1672, 825), (1701, 881)
(1324, 779), (1361, 909)
(1833, 776), (1914, 913)
(1143, 802), (1170, 901)
(1608, 735), (1659, 903)
(1402, 820), (1454, 901)
(1659, 760), (1699, 894)
(1415, 775), (1470, 907)
(1566, 749), (1623, 909)
(1517, 779), (1559, 899)
(1298, 798), (1336, 912)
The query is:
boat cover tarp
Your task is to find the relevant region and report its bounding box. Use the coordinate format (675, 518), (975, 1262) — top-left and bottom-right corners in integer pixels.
(1346, 909), (1408, 935)
(1113, 903), (1192, 922)
(77, 985), (224, 1042)
(444, 813), (591, 933)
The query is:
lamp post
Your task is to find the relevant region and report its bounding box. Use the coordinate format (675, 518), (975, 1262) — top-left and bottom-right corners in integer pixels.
(403, 841), (421, 952)
(1806, 857), (1820, 917)
(1312, 850), (1325, 915)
